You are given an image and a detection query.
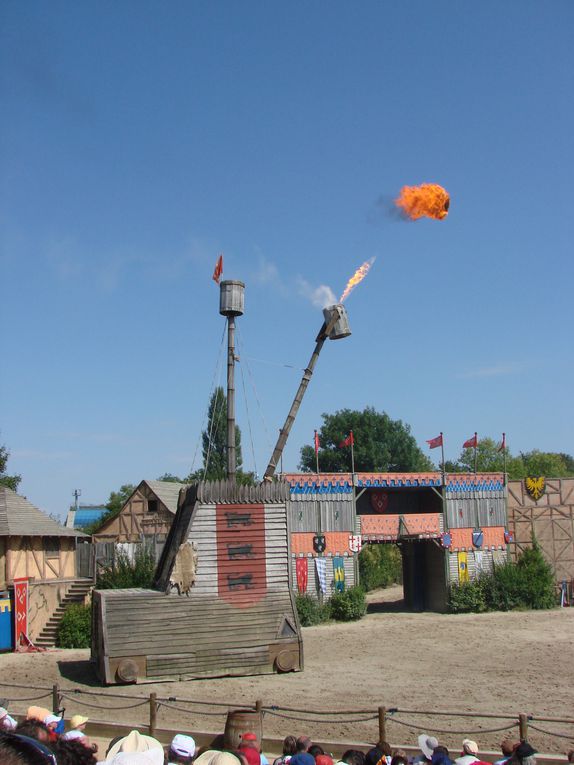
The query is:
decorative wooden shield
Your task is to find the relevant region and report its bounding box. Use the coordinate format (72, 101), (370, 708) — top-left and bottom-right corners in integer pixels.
(472, 530), (484, 548)
(313, 534), (326, 553)
(525, 476), (546, 501)
(349, 534), (362, 553)
(370, 491), (389, 514)
(441, 532), (452, 549)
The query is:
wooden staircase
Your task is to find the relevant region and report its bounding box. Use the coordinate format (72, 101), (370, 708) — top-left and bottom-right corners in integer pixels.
(34, 580), (93, 648)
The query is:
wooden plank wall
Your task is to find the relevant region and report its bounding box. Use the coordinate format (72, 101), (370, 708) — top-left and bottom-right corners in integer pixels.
(100, 499), (300, 680)
(507, 478), (574, 582)
(445, 492), (506, 528)
(288, 496), (354, 533)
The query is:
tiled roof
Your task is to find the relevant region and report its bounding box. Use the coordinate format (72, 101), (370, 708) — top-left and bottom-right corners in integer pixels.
(0, 487), (87, 537)
(143, 480), (188, 514)
(284, 472), (505, 493)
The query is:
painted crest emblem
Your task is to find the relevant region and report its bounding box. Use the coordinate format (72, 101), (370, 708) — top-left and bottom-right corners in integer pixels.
(313, 534), (326, 553)
(525, 476), (546, 501)
(349, 534), (362, 553)
(370, 491), (389, 513)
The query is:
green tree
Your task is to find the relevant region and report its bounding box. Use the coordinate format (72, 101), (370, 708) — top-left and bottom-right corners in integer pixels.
(189, 387), (253, 484)
(156, 473), (186, 483)
(519, 450), (574, 478)
(444, 439), (574, 479)
(83, 483), (136, 535)
(299, 407), (434, 473)
(0, 443), (21, 491)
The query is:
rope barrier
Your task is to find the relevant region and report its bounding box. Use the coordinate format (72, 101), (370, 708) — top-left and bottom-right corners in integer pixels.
(158, 701), (228, 717)
(265, 705), (375, 716)
(60, 693), (149, 710)
(264, 709), (379, 725)
(3, 692), (53, 703)
(387, 717), (518, 736)
(528, 723), (574, 741)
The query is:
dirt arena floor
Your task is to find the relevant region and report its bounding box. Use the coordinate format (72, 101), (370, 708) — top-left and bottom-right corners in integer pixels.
(1, 588), (573, 757)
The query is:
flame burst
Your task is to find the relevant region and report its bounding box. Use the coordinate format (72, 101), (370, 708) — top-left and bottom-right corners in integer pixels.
(395, 183), (450, 221)
(339, 257), (375, 303)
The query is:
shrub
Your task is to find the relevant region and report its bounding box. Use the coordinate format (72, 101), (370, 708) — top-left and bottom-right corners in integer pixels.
(295, 594), (331, 626)
(56, 603), (91, 648)
(97, 545), (156, 589)
(515, 540), (555, 609)
(448, 578), (489, 613)
(449, 540), (556, 613)
(359, 544), (402, 592)
(329, 586), (367, 621)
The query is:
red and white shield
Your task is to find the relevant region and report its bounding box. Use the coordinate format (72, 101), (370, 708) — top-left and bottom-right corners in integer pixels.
(349, 534), (362, 553)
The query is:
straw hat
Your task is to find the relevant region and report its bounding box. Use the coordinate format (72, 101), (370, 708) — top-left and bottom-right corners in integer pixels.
(70, 714), (89, 729)
(104, 729), (165, 765)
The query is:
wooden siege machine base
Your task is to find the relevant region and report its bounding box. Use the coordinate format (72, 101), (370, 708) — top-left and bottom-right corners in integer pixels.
(92, 481), (303, 684)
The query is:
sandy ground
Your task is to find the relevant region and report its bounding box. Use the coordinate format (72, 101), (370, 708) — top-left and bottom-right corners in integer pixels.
(1, 588), (573, 757)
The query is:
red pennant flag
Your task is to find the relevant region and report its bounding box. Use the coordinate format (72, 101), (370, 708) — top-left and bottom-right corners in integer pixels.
(212, 254), (223, 284)
(339, 431), (354, 448)
(463, 433), (478, 449)
(497, 433), (506, 452)
(426, 434), (443, 449)
(314, 430), (320, 456)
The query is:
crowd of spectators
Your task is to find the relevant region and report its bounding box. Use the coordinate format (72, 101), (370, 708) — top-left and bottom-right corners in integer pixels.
(1, 703), (572, 765)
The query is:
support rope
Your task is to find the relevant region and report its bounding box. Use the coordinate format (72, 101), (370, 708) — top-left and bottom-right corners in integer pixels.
(236, 332), (257, 477)
(158, 701), (227, 717)
(528, 723), (574, 741)
(387, 717), (518, 736)
(60, 693), (149, 710)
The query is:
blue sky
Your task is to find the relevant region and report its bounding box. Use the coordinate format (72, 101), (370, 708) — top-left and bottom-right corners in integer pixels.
(1, 2), (573, 518)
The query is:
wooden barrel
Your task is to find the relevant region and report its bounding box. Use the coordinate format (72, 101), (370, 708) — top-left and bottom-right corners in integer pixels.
(223, 710), (262, 751)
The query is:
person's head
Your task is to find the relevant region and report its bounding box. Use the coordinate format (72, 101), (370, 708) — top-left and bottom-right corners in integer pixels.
(461, 741), (478, 758)
(297, 739), (312, 754)
(282, 737), (297, 757)
(169, 735), (196, 765)
(15, 721), (51, 744)
(309, 746), (325, 759)
(515, 742), (537, 765)
(418, 737), (439, 762)
(43, 717), (61, 734)
(390, 755), (408, 765)
(70, 716), (89, 732)
(0, 732), (57, 765)
(342, 751), (366, 765)
(239, 733), (259, 752)
(501, 741), (519, 758)
(51, 738), (98, 765)
(567, 750), (574, 764)
(104, 729), (165, 765)
(431, 748), (452, 765)
(366, 748), (385, 765)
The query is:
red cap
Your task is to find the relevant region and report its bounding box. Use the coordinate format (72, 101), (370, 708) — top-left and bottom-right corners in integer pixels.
(242, 732), (258, 741)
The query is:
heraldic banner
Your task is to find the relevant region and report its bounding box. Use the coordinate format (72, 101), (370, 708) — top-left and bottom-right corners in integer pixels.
(13, 577), (29, 649)
(295, 558), (308, 594)
(333, 556), (345, 593)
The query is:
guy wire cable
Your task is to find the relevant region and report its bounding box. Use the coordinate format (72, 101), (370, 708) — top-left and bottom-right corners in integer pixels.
(189, 322), (226, 476)
(236, 330), (257, 477)
(236, 325), (274, 456)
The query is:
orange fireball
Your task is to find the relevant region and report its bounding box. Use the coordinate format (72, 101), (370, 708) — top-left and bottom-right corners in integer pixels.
(395, 183), (450, 221)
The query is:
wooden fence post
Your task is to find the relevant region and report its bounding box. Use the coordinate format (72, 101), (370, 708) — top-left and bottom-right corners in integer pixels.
(519, 713), (528, 741)
(52, 684), (60, 714)
(149, 693), (158, 737)
(378, 707), (387, 745)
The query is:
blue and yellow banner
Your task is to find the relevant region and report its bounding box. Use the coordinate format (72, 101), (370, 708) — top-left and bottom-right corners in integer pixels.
(333, 556), (345, 593)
